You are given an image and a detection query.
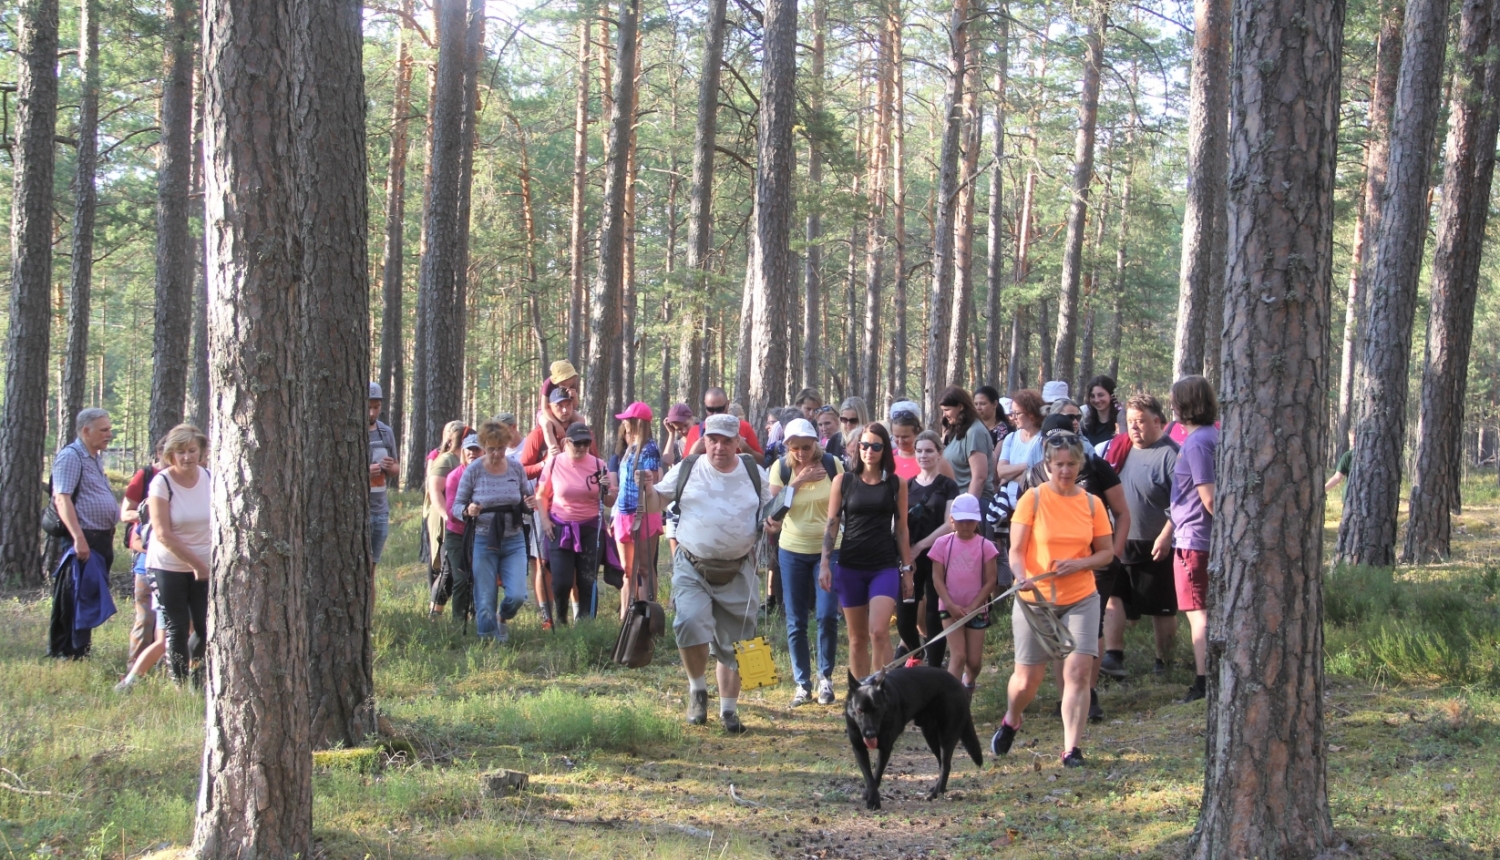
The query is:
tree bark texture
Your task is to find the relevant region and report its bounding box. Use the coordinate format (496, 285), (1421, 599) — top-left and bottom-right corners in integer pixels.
(946, 30), (982, 388)
(294, 0), (375, 751)
(748, 0), (799, 420)
(1108, 145), (1134, 381)
(984, 8), (1008, 386)
(569, 2), (593, 364)
(1187, 0), (1344, 854)
(1337, 0), (1449, 568)
(1172, 0), (1231, 383)
(800, 0), (827, 394)
(1403, 0), (1500, 562)
(1335, 2), (1403, 458)
(585, 0), (639, 436)
(1051, 2), (1104, 389)
(676, 0), (725, 407)
(150, 0), (198, 448)
(890, 9), (908, 399)
(417, 0), (471, 457)
(61, 0), (100, 452)
(379, 0), (414, 451)
(861, 4), (895, 408)
(405, 34), (440, 491)
(194, 0), (312, 854)
(0, 0), (60, 584)
(924, 0), (969, 420)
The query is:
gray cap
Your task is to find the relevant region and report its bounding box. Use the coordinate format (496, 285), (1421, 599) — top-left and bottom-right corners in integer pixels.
(704, 413), (741, 438)
(493, 411), (518, 426)
(369, 381), (384, 400)
(462, 433), (481, 451)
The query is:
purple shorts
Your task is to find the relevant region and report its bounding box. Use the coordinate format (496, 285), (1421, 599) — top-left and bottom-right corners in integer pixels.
(834, 563), (901, 609)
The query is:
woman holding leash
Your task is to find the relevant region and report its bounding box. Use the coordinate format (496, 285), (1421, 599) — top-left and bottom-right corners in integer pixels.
(992, 432), (1114, 768)
(821, 423), (915, 681)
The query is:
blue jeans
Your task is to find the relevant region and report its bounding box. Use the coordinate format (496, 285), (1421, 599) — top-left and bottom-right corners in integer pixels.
(779, 548), (841, 690)
(370, 509), (390, 565)
(472, 530), (528, 639)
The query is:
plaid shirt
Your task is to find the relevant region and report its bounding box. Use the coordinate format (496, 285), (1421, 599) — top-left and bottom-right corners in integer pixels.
(51, 441), (120, 531)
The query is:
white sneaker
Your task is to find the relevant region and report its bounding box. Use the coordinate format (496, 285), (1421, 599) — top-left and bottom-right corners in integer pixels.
(790, 686), (813, 707)
(114, 674), (138, 692)
(817, 677), (836, 705)
(496, 621), (510, 643)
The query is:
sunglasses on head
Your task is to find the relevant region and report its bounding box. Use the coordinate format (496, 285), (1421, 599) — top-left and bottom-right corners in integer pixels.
(1043, 431), (1081, 447)
(815, 405), (837, 415)
(703, 404), (727, 415)
(859, 441), (884, 451)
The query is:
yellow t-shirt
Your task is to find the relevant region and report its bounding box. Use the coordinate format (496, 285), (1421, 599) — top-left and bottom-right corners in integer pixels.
(770, 455), (844, 555)
(1012, 484), (1113, 606)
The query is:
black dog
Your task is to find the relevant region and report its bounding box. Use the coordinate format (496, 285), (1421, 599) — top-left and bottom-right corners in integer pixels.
(845, 666), (983, 810)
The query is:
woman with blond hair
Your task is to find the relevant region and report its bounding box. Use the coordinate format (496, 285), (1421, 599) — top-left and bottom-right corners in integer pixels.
(146, 424), (213, 685)
(609, 402), (662, 617)
(426, 419), (468, 617)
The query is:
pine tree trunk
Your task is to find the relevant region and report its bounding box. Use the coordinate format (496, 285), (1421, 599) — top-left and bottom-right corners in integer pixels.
(924, 0), (969, 418)
(294, 0), (375, 751)
(585, 0), (639, 436)
(450, 0), (483, 415)
(404, 31), (439, 491)
(1188, 0), (1342, 853)
(676, 0), (725, 407)
(379, 0), (414, 451)
(61, 0), (99, 452)
(1173, 0), (1231, 382)
(1007, 306), (1029, 394)
(861, 5), (894, 407)
(1051, 2), (1104, 388)
(569, 2), (592, 364)
(890, 7), (908, 399)
(844, 222), (861, 395)
(1007, 147), (1037, 394)
(1108, 146), (1134, 381)
(1038, 297), (1053, 383)
(188, 72), (211, 436)
(1336, 2), (1402, 458)
(801, 0), (827, 393)
(737, 247), (756, 406)
(946, 30), (982, 387)
(747, 0), (798, 419)
(984, 7), (1008, 386)
(194, 0), (311, 853)
(1402, 0), (1500, 563)
(0, 0), (60, 584)
(417, 0), (472, 459)
(1338, 0), (1450, 567)
(623, 36), (642, 407)
(150, 0), (196, 447)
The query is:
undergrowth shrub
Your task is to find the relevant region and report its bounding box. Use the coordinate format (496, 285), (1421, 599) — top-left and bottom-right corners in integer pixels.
(396, 686), (680, 753)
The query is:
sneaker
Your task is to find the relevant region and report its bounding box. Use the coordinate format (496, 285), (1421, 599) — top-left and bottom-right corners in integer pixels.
(1062, 747), (1085, 768)
(990, 721), (1018, 756)
(904, 655), (922, 668)
(817, 677), (836, 705)
(541, 618), (554, 632)
(496, 621), (510, 643)
(114, 674), (138, 692)
(1089, 689), (1104, 723)
(1099, 651), (1127, 679)
(686, 689), (709, 725)
(790, 686), (813, 708)
(1182, 683), (1206, 703)
(1153, 658), (1168, 676)
(721, 710), (746, 734)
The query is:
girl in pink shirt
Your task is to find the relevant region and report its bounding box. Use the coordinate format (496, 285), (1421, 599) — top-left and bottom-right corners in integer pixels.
(929, 493), (999, 695)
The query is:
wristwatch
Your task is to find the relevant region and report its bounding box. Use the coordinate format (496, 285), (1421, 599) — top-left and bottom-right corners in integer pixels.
(898, 563), (914, 574)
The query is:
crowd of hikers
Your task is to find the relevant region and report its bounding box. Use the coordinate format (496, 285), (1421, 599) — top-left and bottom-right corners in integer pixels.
(47, 357), (1233, 768)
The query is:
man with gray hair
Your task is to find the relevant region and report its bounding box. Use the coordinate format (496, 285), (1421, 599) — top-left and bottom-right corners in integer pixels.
(368, 382), (400, 570)
(48, 408), (121, 658)
(640, 413), (772, 733)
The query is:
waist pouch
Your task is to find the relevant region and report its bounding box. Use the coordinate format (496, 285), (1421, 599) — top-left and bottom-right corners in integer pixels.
(680, 548), (747, 587)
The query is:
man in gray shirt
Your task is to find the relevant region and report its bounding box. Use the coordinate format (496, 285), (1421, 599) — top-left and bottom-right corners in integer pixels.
(368, 382), (400, 570)
(1100, 394), (1179, 680)
(49, 408), (120, 658)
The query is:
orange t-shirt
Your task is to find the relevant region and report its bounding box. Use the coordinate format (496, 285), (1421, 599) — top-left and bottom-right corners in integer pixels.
(1011, 484), (1113, 606)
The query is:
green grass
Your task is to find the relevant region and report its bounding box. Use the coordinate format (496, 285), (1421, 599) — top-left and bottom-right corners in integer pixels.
(2, 485), (1500, 858)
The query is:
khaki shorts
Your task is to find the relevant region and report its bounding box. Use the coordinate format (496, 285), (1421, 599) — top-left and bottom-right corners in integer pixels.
(671, 550), (760, 670)
(1012, 592), (1101, 665)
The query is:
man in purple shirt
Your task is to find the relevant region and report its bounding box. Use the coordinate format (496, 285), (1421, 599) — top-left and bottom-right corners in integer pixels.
(1167, 376), (1218, 703)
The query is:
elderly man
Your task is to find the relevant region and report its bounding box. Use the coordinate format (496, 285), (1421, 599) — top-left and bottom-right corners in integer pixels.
(640, 414), (772, 734)
(49, 408), (120, 658)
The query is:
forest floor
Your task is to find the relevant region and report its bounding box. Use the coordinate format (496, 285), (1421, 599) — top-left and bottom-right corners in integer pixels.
(1, 476), (1499, 859)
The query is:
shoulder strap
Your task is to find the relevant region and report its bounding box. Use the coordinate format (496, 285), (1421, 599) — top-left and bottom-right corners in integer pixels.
(738, 453), (762, 499)
(675, 453), (701, 502)
(778, 456), (792, 485)
(822, 453), (838, 477)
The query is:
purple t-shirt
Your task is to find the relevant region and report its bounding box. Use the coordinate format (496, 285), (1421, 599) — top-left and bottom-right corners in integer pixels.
(1170, 426), (1217, 551)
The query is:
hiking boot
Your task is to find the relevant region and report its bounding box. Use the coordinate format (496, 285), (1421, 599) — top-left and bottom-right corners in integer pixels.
(686, 689), (709, 725)
(1099, 651), (1127, 679)
(991, 721), (1018, 756)
(790, 686), (813, 708)
(496, 621), (510, 643)
(817, 677), (836, 705)
(1062, 747), (1086, 768)
(1182, 682), (1206, 703)
(1153, 658), (1168, 676)
(1089, 689), (1104, 723)
(721, 710), (746, 734)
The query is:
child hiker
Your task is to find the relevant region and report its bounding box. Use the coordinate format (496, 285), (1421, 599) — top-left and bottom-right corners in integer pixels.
(928, 493), (999, 697)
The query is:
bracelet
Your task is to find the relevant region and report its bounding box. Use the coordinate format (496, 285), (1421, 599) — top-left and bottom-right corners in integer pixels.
(899, 563), (914, 574)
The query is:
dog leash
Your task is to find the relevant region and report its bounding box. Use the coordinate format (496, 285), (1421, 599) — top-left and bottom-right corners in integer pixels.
(879, 570), (1067, 674)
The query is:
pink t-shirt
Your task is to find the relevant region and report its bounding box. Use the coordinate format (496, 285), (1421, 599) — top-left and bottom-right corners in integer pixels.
(930, 532), (999, 610)
(542, 453), (607, 522)
(893, 451), (920, 481)
(444, 463), (468, 534)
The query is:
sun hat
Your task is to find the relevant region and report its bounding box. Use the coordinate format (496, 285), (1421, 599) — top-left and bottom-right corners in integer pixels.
(784, 418), (819, 440)
(550, 360), (579, 382)
(704, 413), (741, 438)
(667, 402), (694, 424)
(1041, 380), (1070, 404)
(952, 493), (983, 522)
(615, 401), (653, 422)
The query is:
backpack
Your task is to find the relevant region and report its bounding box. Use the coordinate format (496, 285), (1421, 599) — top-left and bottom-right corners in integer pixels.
(776, 452), (839, 487)
(673, 453), (763, 534)
(122, 465), (159, 549)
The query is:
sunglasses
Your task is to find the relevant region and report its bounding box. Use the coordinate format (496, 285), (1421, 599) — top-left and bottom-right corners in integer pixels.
(703, 404), (727, 415)
(567, 439), (591, 448)
(840, 416), (858, 425)
(815, 406), (837, 415)
(859, 441), (885, 452)
(1043, 432), (1081, 447)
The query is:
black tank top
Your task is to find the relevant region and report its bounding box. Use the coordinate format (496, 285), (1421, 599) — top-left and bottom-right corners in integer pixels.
(838, 471), (900, 570)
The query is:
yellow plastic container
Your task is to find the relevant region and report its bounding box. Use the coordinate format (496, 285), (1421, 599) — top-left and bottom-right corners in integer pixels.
(733, 636), (780, 691)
